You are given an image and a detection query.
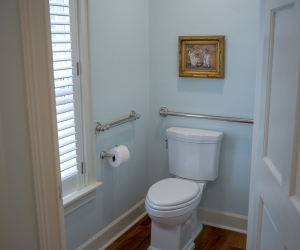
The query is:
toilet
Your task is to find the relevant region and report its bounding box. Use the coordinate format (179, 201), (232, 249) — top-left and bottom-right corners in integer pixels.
(145, 127), (223, 250)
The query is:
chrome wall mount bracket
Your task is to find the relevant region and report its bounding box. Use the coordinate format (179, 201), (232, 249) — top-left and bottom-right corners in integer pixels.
(100, 145), (118, 159)
(159, 107), (169, 117)
(100, 151), (115, 159)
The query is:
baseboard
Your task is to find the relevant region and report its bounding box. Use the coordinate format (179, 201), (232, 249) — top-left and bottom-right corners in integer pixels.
(198, 207), (248, 234)
(77, 199), (147, 250)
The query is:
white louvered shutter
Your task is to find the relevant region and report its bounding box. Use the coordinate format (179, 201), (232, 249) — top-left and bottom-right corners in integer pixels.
(49, 0), (84, 197)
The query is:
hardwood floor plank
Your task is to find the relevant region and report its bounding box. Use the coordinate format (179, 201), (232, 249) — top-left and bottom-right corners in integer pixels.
(135, 235), (151, 250)
(106, 226), (151, 250)
(226, 247), (245, 250)
(229, 233), (247, 249)
(194, 225), (214, 249)
(195, 225), (235, 250)
(139, 216), (151, 226)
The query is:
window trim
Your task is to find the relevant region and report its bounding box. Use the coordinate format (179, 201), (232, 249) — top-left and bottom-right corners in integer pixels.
(63, 182), (101, 215)
(61, 0), (102, 210)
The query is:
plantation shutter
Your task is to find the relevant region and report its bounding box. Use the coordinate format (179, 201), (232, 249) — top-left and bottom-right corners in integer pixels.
(49, 0), (82, 197)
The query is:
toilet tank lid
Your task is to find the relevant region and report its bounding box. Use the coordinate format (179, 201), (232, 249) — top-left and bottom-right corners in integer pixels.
(166, 127), (223, 142)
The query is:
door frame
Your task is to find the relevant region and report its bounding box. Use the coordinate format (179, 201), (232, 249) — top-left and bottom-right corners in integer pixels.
(247, 0), (266, 248)
(19, 0), (66, 249)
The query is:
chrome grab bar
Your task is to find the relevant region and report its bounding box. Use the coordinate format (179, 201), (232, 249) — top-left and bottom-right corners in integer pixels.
(159, 107), (253, 124)
(95, 110), (141, 134)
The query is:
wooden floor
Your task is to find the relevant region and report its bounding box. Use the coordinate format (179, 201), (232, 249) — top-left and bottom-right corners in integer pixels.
(106, 215), (246, 250)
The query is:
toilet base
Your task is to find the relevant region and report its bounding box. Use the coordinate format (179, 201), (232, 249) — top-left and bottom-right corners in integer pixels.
(190, 209), (203, 241)
(147, 210), (203, 250)
(147, 221), (203, 250)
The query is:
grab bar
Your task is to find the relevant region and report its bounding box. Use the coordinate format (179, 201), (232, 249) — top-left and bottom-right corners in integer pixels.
(95, 110), (141, 134)
(159, 107), (253, 124)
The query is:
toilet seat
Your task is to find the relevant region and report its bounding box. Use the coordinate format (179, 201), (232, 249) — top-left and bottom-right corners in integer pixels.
(145, 191), (202, 218)
(146, 178), (205, 212)
(147, 178), (200, 207)
(146, 190), (201, 211)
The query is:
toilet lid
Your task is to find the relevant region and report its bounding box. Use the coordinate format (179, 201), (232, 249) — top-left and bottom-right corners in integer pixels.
(147, 178), (200, 207)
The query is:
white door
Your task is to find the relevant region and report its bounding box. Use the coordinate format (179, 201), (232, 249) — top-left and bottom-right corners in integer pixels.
(247, 0), (300, 249)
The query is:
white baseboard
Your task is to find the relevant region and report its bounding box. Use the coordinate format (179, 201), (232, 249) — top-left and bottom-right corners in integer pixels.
(77, 199), (147, 250)
(198, 207), (248, 234)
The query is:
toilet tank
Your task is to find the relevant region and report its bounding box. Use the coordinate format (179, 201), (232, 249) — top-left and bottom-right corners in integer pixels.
(166, 127), (223, 181)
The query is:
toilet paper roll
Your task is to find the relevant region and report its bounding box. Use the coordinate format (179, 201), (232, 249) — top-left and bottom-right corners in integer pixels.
(107, 145), (130, 167)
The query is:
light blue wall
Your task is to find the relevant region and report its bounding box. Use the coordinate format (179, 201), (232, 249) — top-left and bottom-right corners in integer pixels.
(65, 0), (260, 248)
(148, 0), (260, 216)
(64, 1), (150, 249)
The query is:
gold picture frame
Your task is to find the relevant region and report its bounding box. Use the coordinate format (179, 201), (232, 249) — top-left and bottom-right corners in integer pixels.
(179, 36), (225, 78)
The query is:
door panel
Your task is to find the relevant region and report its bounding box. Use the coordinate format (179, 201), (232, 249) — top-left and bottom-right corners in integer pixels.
(264, 2), (299, 186)
(259, 200), (284, 250)
(248, 0), (300, 249)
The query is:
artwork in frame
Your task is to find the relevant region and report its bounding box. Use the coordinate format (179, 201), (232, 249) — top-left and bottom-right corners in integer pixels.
(179, 36), (225, 78)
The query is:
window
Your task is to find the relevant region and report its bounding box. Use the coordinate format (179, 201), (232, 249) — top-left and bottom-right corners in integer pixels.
(49, 0), (101, 207)
(50, 0), (83, 197)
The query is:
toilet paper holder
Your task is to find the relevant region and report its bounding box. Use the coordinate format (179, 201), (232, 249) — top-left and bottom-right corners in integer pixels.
(100, 145), (118, 159)
(100, 151), (114, 159)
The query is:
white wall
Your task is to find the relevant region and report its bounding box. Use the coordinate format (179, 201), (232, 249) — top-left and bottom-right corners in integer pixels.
(148, 0), (260, 216)
(0, 1), (40, 249)
(64, 1), (150, 249)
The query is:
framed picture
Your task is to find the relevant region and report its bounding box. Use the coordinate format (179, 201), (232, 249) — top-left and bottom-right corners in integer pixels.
(179, 36), (225, 78)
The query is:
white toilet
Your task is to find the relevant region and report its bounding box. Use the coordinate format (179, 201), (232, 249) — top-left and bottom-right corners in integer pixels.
(145, 127), (223, 250)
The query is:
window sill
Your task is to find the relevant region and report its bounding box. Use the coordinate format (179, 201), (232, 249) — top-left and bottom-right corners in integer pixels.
(63, 182), (102, 215)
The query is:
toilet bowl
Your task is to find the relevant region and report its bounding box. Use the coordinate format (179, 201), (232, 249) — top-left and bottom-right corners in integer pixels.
(145, 178), (206, 250)
(145, 127), (223, 250)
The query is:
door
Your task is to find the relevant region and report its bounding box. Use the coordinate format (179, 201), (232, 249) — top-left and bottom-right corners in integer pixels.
(247, 0), (300, 249)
